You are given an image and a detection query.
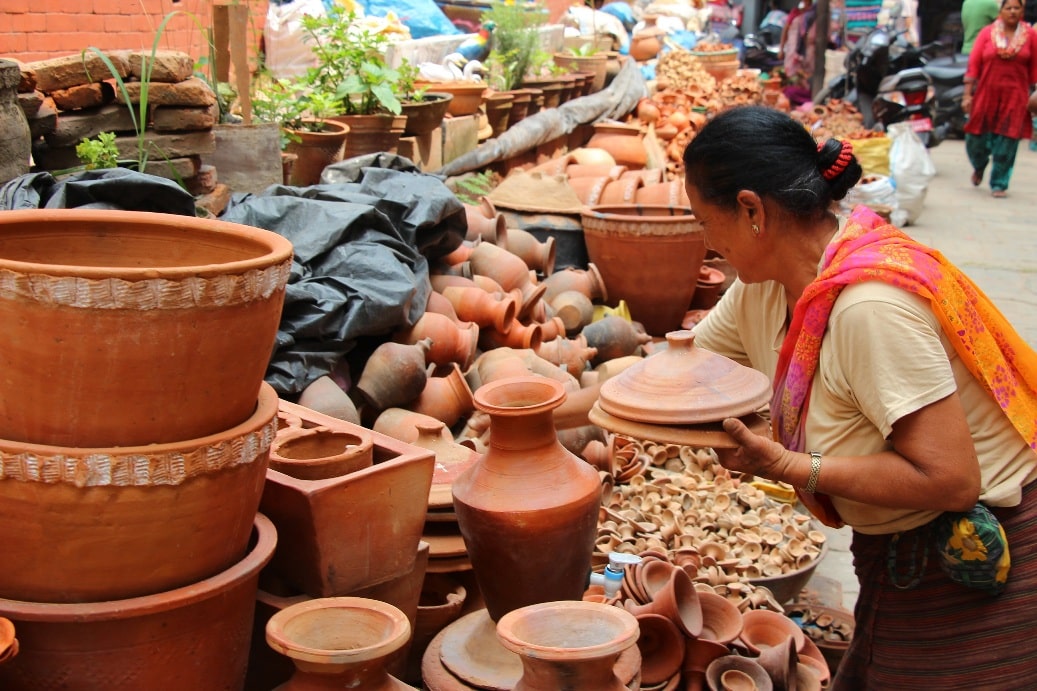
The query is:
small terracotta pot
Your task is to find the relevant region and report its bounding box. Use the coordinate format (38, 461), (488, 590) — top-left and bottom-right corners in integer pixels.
(635, 612), (685, 686)
(683, 637), (731, 691)
(624, 566), (703, 638)
(697, 591), (745, 645)
(548, 290), (596, 335)
(270, 426), (374, 481)
(739, 609), (806, 656)
(542, 263), (609, 303)
(440, 285), (518, 334)
(581, 315), (651, 363)
(0, 617), (16, 666)
(285, 119), (349, 186)
(506, 227), (556, 276)
(706, 655), (773, 691)
(409, 362), (475, 429)
(535, 335), (598, 378)
(266, 596), (414, 690)
(356, 338), (433, 412)
(468, 241), (535, 298)
(372, 408), (447, 445)
(479, 320), (543, 351)
(757, 635), (798, 691)
(463, 197), (508, 247)
(496, 600), (640, 691)
(416, 80), (486, 117)
(425, 290), (463, 324)
(586, 121), (648, 169)
(395, 313), (479, 370)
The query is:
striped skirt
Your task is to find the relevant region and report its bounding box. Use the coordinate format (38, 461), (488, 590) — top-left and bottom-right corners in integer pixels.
(833, 481), (1037, 690)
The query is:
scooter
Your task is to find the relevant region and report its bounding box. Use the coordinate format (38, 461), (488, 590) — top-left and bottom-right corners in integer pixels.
(742, 9), (786, 72)
(872, 65), (941, 147)
(922, 51), (968, 140)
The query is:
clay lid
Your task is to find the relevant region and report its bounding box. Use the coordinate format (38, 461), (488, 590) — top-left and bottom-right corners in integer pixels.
(597, 330), (771, 424)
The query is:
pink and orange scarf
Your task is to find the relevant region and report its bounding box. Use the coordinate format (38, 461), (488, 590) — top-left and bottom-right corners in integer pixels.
(771, 206), (1037, 527)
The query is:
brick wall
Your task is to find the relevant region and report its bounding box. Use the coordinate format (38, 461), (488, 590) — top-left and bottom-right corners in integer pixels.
(0, 0), (269, 64)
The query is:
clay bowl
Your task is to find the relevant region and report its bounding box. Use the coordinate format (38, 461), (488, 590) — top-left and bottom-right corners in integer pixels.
(401, 92), (454, 136)
(739, 609), (806, 656)
(416, 81), (487, 117)
(0, 208), (292, 448)
(0, 514), (276, 689)
(705, 655), (773, 691)
(270, 426), (374, 481)
(0, 383), (278, 603)
(635, 613), (685, 686)
(696, 590), (744, 645)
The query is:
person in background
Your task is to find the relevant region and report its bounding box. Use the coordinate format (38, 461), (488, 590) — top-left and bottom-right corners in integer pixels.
(961, 0), (1002, 53)
(684, 105), (1037, 689)
(963, 0), (1037, 197)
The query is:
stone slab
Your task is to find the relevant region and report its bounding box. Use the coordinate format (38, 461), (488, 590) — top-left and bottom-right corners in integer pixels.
(45, 103), (137, 148)
(152, 102), (219, 132)
(204, 122), (283, 195)
(440, 114), (479, 166)
(127, 50), (195, 83)
(116, 77), (217, 108)
(114, 129), (216, 161)
(28, 52), (129, 93)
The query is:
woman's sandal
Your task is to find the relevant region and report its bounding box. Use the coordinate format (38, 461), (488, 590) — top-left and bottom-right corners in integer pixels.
(971, 171), (982, 186)
(992, 190), (1007, 198)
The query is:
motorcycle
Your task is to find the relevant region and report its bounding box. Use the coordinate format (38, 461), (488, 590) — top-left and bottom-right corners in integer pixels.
(742, 9), (786, 72)
(818, 25), (950, 147)
(922, 51), (968, 140)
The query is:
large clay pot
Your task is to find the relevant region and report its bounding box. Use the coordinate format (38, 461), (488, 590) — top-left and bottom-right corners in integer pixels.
(496, 600), (640, 691)
(0, 209), (291, 448)
(285, 118), (349, 186)
(401, 92), (454, 136)
(332, 113), (404, 160)
(0, 60), (30, 185)
(586, 122), (648, 169)
(416, 81), (487, 117)
(0, 383), (278, 603)
(267, 596), (415, 690)
(630, 17), (665, 62)
(451, 377), (601, 621)
(581, 204), (707, 336)
(0, 513), (276, 689)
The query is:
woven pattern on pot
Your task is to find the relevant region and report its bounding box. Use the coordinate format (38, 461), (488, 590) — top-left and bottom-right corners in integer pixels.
(0, 419), (276, 487)
(0, 259), (293, 309)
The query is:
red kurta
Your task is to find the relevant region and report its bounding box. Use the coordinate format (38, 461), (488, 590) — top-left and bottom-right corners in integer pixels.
(965, 23), (1037, 140)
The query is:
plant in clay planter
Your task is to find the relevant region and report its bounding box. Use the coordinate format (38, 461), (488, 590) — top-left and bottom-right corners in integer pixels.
(481, 0), (547, 91)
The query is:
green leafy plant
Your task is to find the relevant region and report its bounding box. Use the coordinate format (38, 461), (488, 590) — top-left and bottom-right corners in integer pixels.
(299, 7), (407, 116)
(252, 75), (345, 149)
(566, 41), (600, 57)
(453, 171), (496, 206)
(75, 131), (120, 170)
(482, 0), (547, 90)
(397, 61), (430, 102)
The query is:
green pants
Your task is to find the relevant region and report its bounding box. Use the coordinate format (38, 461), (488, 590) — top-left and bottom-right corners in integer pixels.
(966, 132), (1021, 192)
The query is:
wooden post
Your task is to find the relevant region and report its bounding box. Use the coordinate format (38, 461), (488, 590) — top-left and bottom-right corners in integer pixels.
(812, 0), (831, 98)
(213, 1), (252, 125)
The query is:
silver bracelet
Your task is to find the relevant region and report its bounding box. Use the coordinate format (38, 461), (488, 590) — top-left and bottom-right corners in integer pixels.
(805, 451), (822, 494)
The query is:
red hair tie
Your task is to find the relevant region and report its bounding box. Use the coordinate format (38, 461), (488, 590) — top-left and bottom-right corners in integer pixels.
(818, 139), (854, 181)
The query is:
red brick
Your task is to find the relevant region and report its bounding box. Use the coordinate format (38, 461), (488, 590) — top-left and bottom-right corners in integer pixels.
(9, 13), (48, 33)
(46, 14), (81, 33)
(0, 33), (28, 54)
(5, 0), (32, 12)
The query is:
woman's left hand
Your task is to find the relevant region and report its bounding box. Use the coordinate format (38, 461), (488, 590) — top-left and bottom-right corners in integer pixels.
(716, 417), (796, 482)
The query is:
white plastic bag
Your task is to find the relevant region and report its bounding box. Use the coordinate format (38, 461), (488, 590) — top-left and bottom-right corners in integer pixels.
(264, 0), (327, 79)
(887, 121), (936, 226)
(841, 173), (898, 218)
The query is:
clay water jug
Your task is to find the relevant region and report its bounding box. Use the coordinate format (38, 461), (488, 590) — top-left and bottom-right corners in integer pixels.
(356, 338), (433, 411)
(451, 376), (602, 621)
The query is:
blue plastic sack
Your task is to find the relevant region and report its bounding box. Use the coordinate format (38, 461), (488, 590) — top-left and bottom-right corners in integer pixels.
(357, 0), (460, 38)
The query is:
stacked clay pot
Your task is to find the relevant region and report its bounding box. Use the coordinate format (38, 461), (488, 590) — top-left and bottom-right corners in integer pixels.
(0, 208), (292, 688)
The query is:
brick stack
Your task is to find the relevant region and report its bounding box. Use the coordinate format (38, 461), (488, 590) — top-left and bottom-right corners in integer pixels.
(17, 49), (229, 212)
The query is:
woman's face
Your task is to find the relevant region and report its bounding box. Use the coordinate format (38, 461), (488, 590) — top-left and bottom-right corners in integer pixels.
(685, 182), (766, 283)
(1001, 0), (1023, 24)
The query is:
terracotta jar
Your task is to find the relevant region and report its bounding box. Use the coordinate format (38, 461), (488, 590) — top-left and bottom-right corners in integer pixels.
(586, 122), (648, 169)
(622, 566), (703, 638)
(396, 312), (480, 370)
(479, 319), (543, 352)
(356, 338), (433, 412)
(0, 208), (292, 448)
(468, 241), (538, 302)
(0, 384), (278, 603)
(401, 91), (454, 136)
(536, 335), (597, 378)
(425, 290), (463, 324)
(270, 425), (374, 481)
(409, 362), (476, 429)
(440, 285), (518, 334)
(542, 264), (608, 303)
(408, 420), (481, 509)
(536, 316), (567, 343)
(0, 60), (30, 185)
(548, 291), (595, 336)
(630, 15), (665, 62)
(451, 377), (602, 621)
(266, 596), (415, 690)
(580, 315), (651, 364)
(580, 204), (707, 336)
(297, 375), (361, 425)
(0, 514), (276, 689)
(505, 227), (556, 277)
(463, 197), (508, 247)
(495, 600), (640, 691)
(507, 89), (534, 126)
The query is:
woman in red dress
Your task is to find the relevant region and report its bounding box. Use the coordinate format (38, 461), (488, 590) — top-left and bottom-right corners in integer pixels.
(963, 0), (1037, 197)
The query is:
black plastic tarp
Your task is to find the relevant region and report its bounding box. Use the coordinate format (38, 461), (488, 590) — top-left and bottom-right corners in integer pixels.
(0, 158), (467, 397)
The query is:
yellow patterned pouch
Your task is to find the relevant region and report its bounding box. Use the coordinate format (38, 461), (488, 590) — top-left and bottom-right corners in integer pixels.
(932, 503), (1011, 596)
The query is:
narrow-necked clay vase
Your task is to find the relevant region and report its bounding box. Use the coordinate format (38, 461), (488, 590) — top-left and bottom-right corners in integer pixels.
(463, 197), (508, 247)
(452, 377), (602, 621)
(581, 315), (651, 363)
(541, 263), (608, 303)
(440, 284), (518, 334)
(409, 362), (475, 428)
(356, 338), (433, 412)
(496, 600), (640, 691)
(266, 596), (415, 690)
(549, 290), (596, 335)
(505, 227), (556, 277)
(479, 319), (543, 351)
(395, 312), (480, 370)
(468, 241), (539, 303)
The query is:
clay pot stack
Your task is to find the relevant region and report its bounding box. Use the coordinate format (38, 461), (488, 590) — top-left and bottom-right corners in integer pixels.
(0, 208), (293, 689)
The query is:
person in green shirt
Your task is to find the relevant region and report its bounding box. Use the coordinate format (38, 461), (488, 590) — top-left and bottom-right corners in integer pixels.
(962, 0), (1002, 52)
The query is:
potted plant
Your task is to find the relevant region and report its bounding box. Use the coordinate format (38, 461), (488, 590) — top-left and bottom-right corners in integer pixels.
(398, 62), (454, 137)
(298, 7), (408, 158)
(252, 76), (349, 186)
(553, 42), (608, 93)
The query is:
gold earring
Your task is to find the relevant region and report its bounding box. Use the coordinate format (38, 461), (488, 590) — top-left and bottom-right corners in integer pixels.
(751, 223), (760, 236)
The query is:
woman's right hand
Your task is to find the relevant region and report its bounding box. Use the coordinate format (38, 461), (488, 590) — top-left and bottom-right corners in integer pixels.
(715, 417), (797, 482)
(962, 95), (972, 115)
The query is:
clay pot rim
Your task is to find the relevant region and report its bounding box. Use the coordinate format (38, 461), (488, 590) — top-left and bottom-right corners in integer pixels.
(266, 596), (411, 665)
(473, 375), (566, 416)
(739, 608), (807, 654)
(582, 204), (696, 224)
(0, 382), (279, 458)
(496, 600), (640, 660)
(0, 513), (276, 621)
(0, 209), (294, 280)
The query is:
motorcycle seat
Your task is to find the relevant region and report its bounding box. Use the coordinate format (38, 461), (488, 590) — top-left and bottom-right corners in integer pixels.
(925, 64), (966, 85)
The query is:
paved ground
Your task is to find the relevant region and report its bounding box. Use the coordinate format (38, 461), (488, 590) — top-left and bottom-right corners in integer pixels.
(808, 135), (1037, 612)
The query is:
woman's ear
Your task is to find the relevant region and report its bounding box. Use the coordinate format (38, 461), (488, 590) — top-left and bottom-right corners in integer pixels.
(735, 190), (764, 223)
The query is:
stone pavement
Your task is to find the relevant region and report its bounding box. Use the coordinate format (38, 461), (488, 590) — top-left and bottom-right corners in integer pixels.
(806, 136), (1037, 613)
